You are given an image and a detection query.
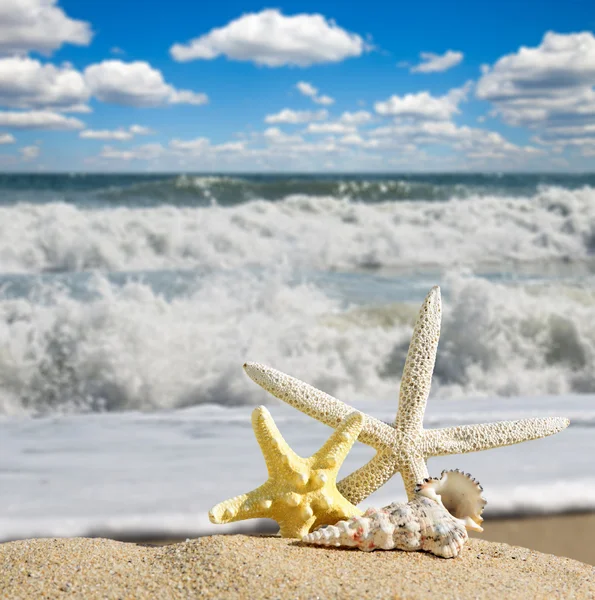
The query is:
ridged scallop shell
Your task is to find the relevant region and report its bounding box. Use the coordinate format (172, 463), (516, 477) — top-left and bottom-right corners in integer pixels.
(302, 470), (486, 558)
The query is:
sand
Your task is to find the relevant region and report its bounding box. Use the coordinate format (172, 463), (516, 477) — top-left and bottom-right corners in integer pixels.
(1, 535), (594, 600)
(472, 512), (595, 567)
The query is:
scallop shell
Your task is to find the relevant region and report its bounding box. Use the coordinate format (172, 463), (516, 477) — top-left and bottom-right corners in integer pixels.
(416, 469), (487, 532)
(302, 470), (486, 558)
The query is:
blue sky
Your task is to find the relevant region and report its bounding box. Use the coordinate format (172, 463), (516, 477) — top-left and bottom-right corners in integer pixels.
(1, 0), (594, 171)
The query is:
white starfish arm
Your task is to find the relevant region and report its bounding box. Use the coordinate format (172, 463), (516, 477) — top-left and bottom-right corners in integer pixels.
(337, 451), (398, 506)
(243, 362), (394, 448)
(422, 417), (570, 456)
(395, 286), (441, 435)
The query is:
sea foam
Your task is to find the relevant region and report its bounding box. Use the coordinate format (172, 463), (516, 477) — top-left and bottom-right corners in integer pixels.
(1, 185), (595, 274)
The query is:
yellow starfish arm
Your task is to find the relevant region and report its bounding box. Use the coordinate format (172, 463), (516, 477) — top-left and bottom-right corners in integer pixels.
(395, 286), (441, 435)
(422, 417), (570, 456)
(252, 404), (302, 476)
(209, 407), (364, 538)
(313, 411), (365, 470)
(209, 482), (275, 524)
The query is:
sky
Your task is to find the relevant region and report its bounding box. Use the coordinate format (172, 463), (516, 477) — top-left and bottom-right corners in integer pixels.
(1, 0), (595, 172)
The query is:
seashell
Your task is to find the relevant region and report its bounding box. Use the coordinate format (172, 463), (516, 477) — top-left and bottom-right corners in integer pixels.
(416, 468), (487, 532)
(302, 470), (486, 558)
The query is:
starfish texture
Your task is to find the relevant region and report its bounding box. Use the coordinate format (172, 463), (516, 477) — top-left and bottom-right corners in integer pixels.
(243, 286), (570, 505)
(209, 405), (364, 538)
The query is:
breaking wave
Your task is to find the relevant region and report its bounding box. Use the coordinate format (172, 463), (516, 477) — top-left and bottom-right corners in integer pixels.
(2, 185), (595, 274)
(2, 272), (595, 416)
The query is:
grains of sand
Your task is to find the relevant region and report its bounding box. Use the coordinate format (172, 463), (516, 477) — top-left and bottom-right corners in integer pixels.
(1, 535), (594, 599)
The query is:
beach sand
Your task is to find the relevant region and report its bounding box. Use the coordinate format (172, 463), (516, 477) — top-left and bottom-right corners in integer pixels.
(1, 534), (594, 600)
(472, 512), (595, 567)
(126, 512), (595, 567)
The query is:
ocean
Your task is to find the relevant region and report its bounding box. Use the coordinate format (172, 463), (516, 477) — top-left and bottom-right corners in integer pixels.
(1, 172), (594, 541)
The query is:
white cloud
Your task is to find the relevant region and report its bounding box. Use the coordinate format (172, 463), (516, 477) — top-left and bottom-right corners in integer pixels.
(296, 81), (335, 105)
(0, 133), (15, 144)
(169, 137), (246, 155)
(79, 125), (153, 141)
(476, 31), (595, 146)
(169, 137), (210, 153)
(410, 50), (463, 73)
(84, 60), (208, 107)
(80, 129), (133, 141)
(265, 108), (328, 124)
(367, 120), (542, 160)
(263, 127), (304, 144)
(0, 56), (89, 111)
(129, 124), (153, 135)
(19, 144), (40, 160)
(296, 82), (317, 97)
(339, 110), (372, 125)
(0, 0), (92, 56)
(0, 110), (83, 129)
(306, 122), (356, 134)
(374, 85), (471, 120)
(170, 9), (366, 67)
(100, 143), (165, 161)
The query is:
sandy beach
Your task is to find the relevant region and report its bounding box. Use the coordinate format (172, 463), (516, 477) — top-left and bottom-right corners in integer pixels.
(1, 534), (594, 600)
(472, 512), (595, 567)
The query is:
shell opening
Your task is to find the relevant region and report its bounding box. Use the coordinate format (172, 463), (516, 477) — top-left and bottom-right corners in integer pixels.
(417, 470), (486, 532)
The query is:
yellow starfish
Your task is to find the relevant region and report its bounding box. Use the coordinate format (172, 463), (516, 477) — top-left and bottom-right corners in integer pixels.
(209, 405), (364, 538)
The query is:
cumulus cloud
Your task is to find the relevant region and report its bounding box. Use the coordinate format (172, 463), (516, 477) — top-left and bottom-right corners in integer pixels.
(265, 108), (328, 124)
(19, 144), (40, 160)
(100, 143), (165, 161)
(84, 60), (208, 107)
(0, 110), (83, 129)
(296, 81), (334, 105)
(368, 120), (541, 160)
(410, 50), (463, 73)
(339, 110), (372, 125)
(263, 127), (304, 144)
(170, 137), (246, 155)
(374, 84), (471, 121)
(305, 122), (356, 134)
(477, 31), (595, 147)
(0, 133), (15, 144)
(0, 0), (92, 56)
(170, 9), (366, 67)
(0, 56), (89, 111)
(79, 125), (153, 141)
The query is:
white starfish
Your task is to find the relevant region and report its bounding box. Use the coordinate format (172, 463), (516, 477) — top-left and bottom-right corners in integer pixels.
(243, 286), (570, 505)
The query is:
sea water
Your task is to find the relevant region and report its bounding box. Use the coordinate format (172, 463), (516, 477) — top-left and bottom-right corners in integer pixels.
(1, 173), (594, 541)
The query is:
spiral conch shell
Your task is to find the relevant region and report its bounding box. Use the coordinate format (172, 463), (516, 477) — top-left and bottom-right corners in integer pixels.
(302, 469), (486, 558)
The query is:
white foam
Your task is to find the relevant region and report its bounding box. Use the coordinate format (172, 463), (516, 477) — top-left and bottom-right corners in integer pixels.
(3, 272), (595, 415)
(1, 185), (595, 274)
(0, 396), (589, 541)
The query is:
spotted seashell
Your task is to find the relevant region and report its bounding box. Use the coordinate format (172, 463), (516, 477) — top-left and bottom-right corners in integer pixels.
(302, 470), (486, 558)
(302, 497), (468, 558)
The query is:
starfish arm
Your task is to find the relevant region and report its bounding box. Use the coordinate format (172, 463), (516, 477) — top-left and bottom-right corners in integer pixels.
(243, 362), (394, 448)
(422, 417), (570, 457)
(209, 483), (272, 524)
(252, 406), (302, 476)
(396, 286), (441, 435)
(336, 451), (398, 506)
(314, 411), (364, 470)
(400, 457), (431, 501)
